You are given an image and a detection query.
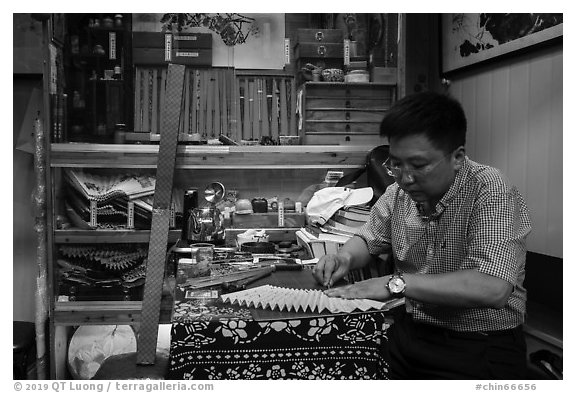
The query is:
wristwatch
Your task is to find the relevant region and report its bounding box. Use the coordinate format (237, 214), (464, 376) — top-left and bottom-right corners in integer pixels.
(386, 273), (406, 298)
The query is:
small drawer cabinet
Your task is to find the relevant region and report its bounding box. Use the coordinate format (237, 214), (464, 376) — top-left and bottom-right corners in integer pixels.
(298, 82), (396, 145)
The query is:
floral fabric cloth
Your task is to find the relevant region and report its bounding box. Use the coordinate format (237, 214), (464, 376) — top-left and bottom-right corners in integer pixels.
(167, 311), (390, 380)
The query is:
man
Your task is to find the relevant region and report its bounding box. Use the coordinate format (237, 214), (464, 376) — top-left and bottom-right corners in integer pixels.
(313, 91), (531, 379)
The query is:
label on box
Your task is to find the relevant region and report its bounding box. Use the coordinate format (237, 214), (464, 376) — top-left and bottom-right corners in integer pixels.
(109, 32), (116, 60)
(278, 201), (285, 227)
(169, 202), (176, 228)
(343, 39), (350, 66)
(176, 35), (199, 41)
(90, 200), (97, 228)
(127, 201), (134, 229)
(175, 51), (200, 58)
(165, 34), (172, 61)
(284, 38), (291, 65)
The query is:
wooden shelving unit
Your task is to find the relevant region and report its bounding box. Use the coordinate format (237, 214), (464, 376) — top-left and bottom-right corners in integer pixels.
(40, 13), (404, 379)
(50, 143), (372, 169)
(49, 143), (373, 328)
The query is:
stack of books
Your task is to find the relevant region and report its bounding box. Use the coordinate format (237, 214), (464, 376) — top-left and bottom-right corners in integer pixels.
(63, 169), (183, 230)
(296, 205), (371, 259)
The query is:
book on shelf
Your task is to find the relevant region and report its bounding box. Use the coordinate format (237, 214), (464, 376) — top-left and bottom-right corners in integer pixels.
(321, 220), (360, 238)
(334, 206), (371, 222)
(296, 230), (345, 259)
(295, 230), (327, 258)
(64, 169), (156, 203)
(331, 212), (367, 228)
(302, 226), (351, 243)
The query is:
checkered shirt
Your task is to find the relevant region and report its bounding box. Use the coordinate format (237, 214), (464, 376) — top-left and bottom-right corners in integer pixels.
(357, 157), (532, 332)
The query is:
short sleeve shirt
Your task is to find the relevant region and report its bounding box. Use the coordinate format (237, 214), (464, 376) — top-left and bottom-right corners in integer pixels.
(356, 158), (532, 331)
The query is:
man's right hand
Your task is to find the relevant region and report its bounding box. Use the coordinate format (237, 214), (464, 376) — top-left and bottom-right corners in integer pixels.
(312, 253), (352, 288)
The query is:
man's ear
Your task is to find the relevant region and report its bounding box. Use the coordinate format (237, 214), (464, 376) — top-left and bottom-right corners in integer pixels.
(453, 146), (466, 170)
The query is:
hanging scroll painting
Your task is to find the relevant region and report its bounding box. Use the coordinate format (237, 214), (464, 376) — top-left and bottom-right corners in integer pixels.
(441, 13), (562, 74)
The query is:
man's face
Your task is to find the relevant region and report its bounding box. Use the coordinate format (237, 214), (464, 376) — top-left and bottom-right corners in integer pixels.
(388, 133), (460, 204)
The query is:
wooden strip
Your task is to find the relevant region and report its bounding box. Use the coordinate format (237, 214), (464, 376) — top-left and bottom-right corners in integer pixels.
(142, 69), (150, 132)
(261, 78), (270, 138)
(290, 77), (297, 136)
(279, 78), (288, 135)
(134, 68), (142, 132)
(183, 69), (190, 134)
(151, 69), (158, 134)
(206, 70), (214, 138)
(199, 70), (207, 139)
(270, 78), (279, 140)
(191, 69), (199, 136)
(159, 68), (167, 135)
(214, 69), (221, 137)
(232, 70), (239, 140)
(249, 80), (256, 140)
(243, 78), (250, 140)
(221, 68), (228, 136)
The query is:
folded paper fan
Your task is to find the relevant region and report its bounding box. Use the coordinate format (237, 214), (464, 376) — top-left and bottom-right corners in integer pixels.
(220, 285), (387, 314)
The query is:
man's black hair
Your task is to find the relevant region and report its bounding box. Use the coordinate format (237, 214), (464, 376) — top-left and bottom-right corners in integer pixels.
(380, 91), (467, 153)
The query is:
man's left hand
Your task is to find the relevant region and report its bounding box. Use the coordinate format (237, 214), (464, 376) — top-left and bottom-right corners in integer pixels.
(323, 276), (391, 301)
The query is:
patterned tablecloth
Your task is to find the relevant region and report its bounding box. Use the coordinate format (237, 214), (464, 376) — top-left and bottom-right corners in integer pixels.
(167, 270), (392, 380)
(168, 311), (390, 380)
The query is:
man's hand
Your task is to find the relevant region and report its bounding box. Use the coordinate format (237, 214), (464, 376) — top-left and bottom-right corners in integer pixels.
(324, 276), (392, 301)
(312, 253), (351, 288)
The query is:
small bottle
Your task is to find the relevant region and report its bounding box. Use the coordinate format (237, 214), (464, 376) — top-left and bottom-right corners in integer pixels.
(182, 189), (199, 243)
(69, 286), (77, 301)
(102, 16), (114, 29)
(195, 246), (213, 277)
(122, 287), (131, 301)
(113, 65), (122, 80)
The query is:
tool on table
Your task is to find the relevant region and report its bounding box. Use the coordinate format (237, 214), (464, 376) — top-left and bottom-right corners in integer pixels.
(256, 257), (304, 271)
(221, 267), (274, 292)
(181, 265), (275, 290)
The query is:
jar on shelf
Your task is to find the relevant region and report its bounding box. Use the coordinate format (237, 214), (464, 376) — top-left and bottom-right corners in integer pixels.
(102, 16), (114, 29)
(114, 14), (123, 28)
(192, 243), (214, 277)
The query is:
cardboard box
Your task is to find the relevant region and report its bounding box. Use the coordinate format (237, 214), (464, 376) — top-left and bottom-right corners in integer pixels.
(132, 32), (213, 65)
(295, 43), (344, 59)
(173, 33), (212, 49)
(295, 29), (344, 45)
(133, 48), (212, 66)
(132, 32), (171, 48)
(132, 32), (212, 49)
(370, 67), (398, 84)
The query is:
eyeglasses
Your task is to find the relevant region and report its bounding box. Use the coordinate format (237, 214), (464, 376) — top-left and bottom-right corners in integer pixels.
(383, 153), (453, 180)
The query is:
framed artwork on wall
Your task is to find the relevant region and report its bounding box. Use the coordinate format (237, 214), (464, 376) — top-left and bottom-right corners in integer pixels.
(50, 13), (66, 46)
(441, 13), (562, 74)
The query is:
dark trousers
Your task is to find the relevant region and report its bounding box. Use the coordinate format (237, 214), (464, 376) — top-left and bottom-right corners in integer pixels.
(387, 309), (527, 380)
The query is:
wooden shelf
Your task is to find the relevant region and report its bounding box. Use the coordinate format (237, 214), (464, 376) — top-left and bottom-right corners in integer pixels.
(54, 229), (182, 244)
(50, 143), (373, 169)
(55, 228), (300, 244)
(302, 82), (397, 87)
(53, 300), (173, 326)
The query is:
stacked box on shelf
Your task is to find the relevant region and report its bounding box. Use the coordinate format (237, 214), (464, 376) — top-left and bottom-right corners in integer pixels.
(132, 32), (212, 66)
(298, 82), (395, 145)
(293, 29), (344, 85)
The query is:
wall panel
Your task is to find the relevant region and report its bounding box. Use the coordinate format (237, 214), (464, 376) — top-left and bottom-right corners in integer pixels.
(449, 45), (562, 257)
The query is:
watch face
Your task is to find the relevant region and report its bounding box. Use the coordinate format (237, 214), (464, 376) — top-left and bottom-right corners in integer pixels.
(389, 276), (406, 294)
